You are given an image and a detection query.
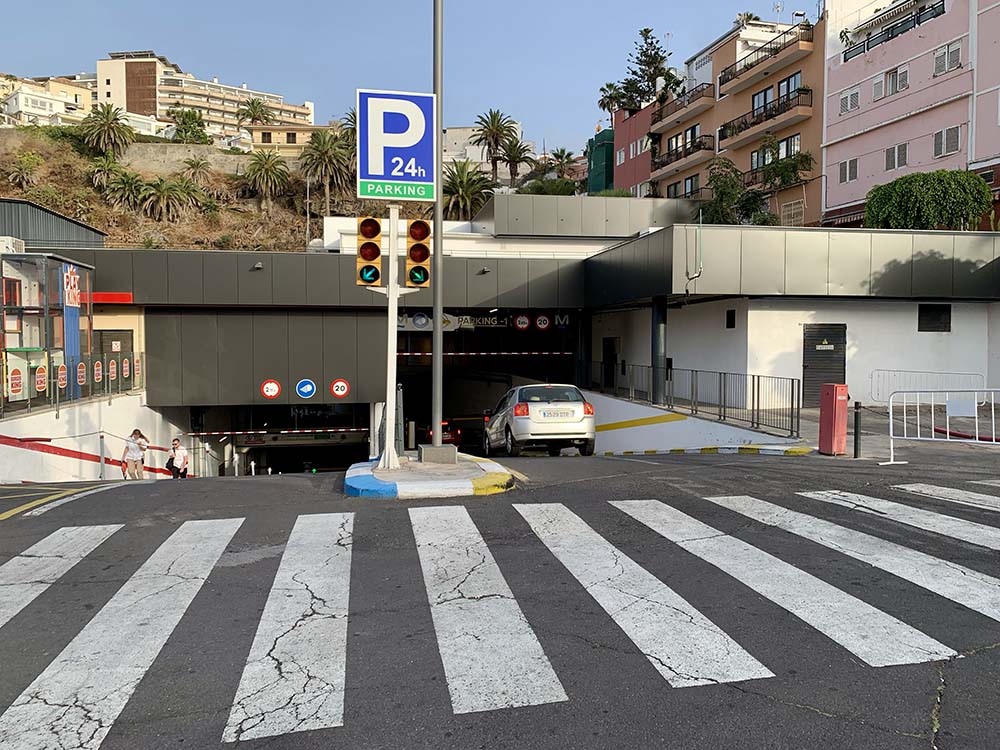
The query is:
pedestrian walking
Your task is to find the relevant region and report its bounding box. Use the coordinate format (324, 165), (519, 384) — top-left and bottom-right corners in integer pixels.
(121, 429), (148, 480)
(167, 438), (189, 480)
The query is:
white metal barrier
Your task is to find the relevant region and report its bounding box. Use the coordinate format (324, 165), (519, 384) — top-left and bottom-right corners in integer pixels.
(870, 369), (985, 403)
(884, 389), (999, 465)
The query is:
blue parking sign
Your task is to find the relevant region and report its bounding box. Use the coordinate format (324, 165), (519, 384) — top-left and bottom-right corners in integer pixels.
(356, 89), (436, 202)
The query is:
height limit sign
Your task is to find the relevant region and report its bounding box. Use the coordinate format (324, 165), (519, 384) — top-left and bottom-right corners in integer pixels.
(357, 89), (436, 202)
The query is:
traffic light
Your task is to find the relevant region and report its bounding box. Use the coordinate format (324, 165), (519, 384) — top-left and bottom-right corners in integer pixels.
(406, 219), (431, 288)
(356, 217), (383, 286)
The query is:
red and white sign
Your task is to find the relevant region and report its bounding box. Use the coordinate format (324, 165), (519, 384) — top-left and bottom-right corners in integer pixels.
(133, 358), (141, 381)
(261, 379), (282, 399)
(63, 266), (81, 308)
(8, 368), (22, 396)
(108, 359), (117, 381)
(535, 314), (551, 331)
(122, 358), (130, 379)
(57, 364), (68, 389)
(111, 340), (121, 352)
(330, 378), (351, 399)
(35, 366), (47, 393)
(514, 314), (531, 331)
(77, 362), (87, 386)
(94, 361), (103, 383)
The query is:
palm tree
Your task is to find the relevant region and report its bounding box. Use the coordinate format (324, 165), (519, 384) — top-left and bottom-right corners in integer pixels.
(181, 157), (212, 185)
(443, 160), (494, 221)
(472, 109), (517, 182)
(141, 178), (186, 222)
(299, 129), (351, 216)
(735, 11), (760, 26)
(244, 150), (289, 212)
(598, 82), (622, 122)
(105, 171), (145, 211)
(499, 136), (534, 188)
(88, 154), (120, 191)
(7, 151), (43, 189)
(79, 103), (137, 157)
(172, 176), (204, 209)
(236, 97), (275, 128)
(550, 148), (575, 179)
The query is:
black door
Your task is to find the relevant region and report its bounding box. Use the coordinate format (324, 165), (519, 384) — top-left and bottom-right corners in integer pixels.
(602, 337), (619, 389)
(802, 324), (846, 407)
(94, 330), (134, 359)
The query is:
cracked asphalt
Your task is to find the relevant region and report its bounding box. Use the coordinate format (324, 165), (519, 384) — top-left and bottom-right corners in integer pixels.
(1, 441), (999, 749)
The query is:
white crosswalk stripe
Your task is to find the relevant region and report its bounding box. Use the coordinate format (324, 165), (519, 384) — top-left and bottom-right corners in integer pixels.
(410, 506), (567, 714)
(515, 502), (774, 687)
(894, 483), (1000, 513)
(800, 490), (1000, 551)
(223, 513), (353, 743)
(612, 500), (954, 666)
(0, 525), (122, 631)
(706, 495), (1000, 622)
(0, 518), (242, 750)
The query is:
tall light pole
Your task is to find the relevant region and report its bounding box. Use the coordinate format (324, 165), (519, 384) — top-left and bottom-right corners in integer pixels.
(431, 0), (444, 447)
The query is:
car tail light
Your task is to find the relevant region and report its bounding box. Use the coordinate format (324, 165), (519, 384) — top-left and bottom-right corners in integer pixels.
(483, 415), (490, 423)
(583, 402), (594, 416)
(456, 429), (462, 436)
(513, 402), (529, 417)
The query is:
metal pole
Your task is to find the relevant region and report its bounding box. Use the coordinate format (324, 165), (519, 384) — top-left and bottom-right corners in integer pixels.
(99, 432), (105, 480)
(378, 204), (402, 471)
(305, 177), (311, 250)
(431, 0), (444, 448)
(853, 400), (862, 458)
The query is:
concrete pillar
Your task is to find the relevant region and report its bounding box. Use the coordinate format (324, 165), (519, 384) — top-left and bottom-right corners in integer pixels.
(578, 312), (593, 388)
(651, 297), (668, 405)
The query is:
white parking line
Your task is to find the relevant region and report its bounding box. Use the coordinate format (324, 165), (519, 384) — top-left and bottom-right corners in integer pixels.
(894, 484), (1000, 513)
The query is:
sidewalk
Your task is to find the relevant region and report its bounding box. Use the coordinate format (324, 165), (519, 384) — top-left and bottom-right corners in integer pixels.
(344, 453), (516, 498)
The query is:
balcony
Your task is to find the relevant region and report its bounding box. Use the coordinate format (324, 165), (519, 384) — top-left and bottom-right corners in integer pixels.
(649, 83), (715, 134)
(718, 89), (813, 150)
(843, 0), (944, 63)
(718, 22), (814, 96)
(650, 134), (715, 178)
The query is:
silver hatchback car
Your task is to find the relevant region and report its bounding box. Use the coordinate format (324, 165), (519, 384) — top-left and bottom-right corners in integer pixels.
(483, 384), (596, 457)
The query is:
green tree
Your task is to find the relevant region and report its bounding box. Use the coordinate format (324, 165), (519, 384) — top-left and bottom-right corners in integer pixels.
(865, 170), (994, 230)
(169, 108), (213, 145)
(500, 136), (534, 187)
(702, 156), (777, 225)
(244, 150), (290, 212)
(443, 160), (494, 220)
(236, 97), (275, 128)
(517, 178), (577, 196)
(619, 28), (680, 108)
(299, 129), (351, 216)
(7, 151), (44, 189)
(472, 109), (517, 182)
(598, 82), (622, 121)
(735, 11), (761, 25)
(172, 176), (204, 209)
(88, 154), (120, 191)
(593, 188), (633, 197)
(181, 157), (212, 185)
(79, 103), (137, 157)
(549, 148), (575, 179)
(104, 170), (145, 211)
(141, 178), (186, 222)
(757, 135), (815, 192)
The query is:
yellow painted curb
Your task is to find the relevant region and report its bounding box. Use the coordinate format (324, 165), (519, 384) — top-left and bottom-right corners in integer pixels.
(595, 413), (687, 433)
(472, 472), (516, 495)
(738, 446), (762, 454)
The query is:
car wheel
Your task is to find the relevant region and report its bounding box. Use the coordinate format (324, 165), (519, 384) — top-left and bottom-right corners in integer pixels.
(548, 445), (562, 457)
(505, 428), (522, 458)
(482, 430), (491, 457)
(580, 440), (595, 457)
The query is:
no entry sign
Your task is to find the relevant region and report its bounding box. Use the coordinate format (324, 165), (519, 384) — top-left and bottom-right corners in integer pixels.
(77, 362), (87, 386)
(94, 361), (103, 383)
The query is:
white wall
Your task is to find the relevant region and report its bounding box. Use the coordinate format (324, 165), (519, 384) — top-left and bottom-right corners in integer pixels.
(665, 299), (749, 373)
(592, 308), (651, 367)
(986, 303), (1000, 387)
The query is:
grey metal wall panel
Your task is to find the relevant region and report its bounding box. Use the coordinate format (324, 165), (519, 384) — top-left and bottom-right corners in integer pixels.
(912, 234), (954, 297)
(144, 313), (182, 405)
(604, 199), (630, 236)
(443, 258), (469, 307)
(784, 231), (829, 295)
(132, 251), (168, 304)
(953, 235), (996, 298)
(628, 201), (653, 233)
(272, 254), (307, 305)
(468, 259), (499, 307)
(532, 198), (558, 236)
(740, 231), (785, 295)
(829, 232), (873, 296)
(869, 233), (911, 297)
(498, 259), (528, 307)
(556, 199), (583, 235)
(180, 314), (219, 404)
(288, 313), (325, 402)
(507, 196), (534, 234)
(355, 314), (388, 403)
(323, 314), (359, 404)
(558, 260), (584, 307)
(527, 260), (559, 307)
(57, 249), (96, 269)
(92, 250), (133, 292)
(238, 253), (273, 305)
(651, 230), (672, 297)
(305, 254), (341, 305)
(581, 201), (606, 236)
(217, 313), (254, 404)
(166, 253), (204, 305)
(471, 197), (494, 235)
(0, 199), (105, 248)
(493, 195), (509, 235)
(339, 256), (387, 307)
(203, 253), (239, 305)
(691, 227), (742, 294)
(252, 314), (289, 404)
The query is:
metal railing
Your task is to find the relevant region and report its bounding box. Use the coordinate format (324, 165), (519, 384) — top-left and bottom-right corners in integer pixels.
(870, 369), (985, 404)
(719, 22), (814, 87)
(651, 83), (715, 127)
(843, 0), (945, 63)
(652, 135), (715, 171)
(587, 362), (801, 437)
(1, 352), (145, 420)
(885, 389), (1000, 464)
(719, 90), (813, 142)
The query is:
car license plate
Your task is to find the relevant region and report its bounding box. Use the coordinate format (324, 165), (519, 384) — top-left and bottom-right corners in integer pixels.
(543, 410), (573, 418)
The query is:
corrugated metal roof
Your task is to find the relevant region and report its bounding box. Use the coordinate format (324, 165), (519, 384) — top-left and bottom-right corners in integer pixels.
(0, 198), (105, 248)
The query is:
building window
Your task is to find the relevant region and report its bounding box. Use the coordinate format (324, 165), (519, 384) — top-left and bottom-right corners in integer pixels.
(780, 200), (805, 226)
(933, 126), (960, 158)
(777, 71), (802, 99)
(683, 174), (699, 196)
(777, 133), (801, 159)
(666, 134), (682, 153)
(934, 41), (961, 75)
(616, 148), (625, 166)
(839, 158), (858, 183)
(725, 309), (737, 329)
(666, 181), (681, 198)
(980, 169), (996, 186)
(286, 132), (296, 144)
(640, 136), (650, 153)
(684, 123), (700, 143)
(261, 131), (272, 144)
(629, 142), (636, 159)
(873, 65), (908, 100)
(105, 91), (111, 98)
(105, 79), (110, 85)
(839, 87), (860, 114)
(918, 304), (951, 333)
(884, 143), (908, 170)
(751, 86), (774, 114)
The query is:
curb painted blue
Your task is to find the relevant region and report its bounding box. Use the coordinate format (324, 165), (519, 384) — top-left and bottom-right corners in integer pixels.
(344, 461), (398, 497)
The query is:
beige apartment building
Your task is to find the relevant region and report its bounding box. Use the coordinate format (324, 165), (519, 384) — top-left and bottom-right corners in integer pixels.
(95, 51), (314, 142)
(0, 76), (93, 126)
(649, 15), (825, 226)
(247, 124), (326, 156)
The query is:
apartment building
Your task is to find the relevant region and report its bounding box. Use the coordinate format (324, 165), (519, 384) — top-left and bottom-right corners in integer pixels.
(613, 103), (655, 196)
(824, 0), (1000, 225)
(94, 51), (314, 142)
(247, 124), (327, 156)
(441, 124), (535, 185)
(0, 77), (92, 126)
(649, 16), (825, 226)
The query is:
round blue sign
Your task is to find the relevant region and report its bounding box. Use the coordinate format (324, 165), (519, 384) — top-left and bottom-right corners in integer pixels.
(295, 378), (317, 399)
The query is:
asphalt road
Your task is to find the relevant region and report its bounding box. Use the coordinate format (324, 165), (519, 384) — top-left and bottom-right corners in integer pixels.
(2, 445), (1000, 749)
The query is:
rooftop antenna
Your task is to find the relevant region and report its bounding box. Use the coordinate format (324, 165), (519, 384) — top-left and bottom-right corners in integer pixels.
(773, 2), (784, 20)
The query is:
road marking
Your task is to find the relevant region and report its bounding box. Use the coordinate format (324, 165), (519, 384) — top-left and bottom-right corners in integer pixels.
(0, 518), (242, 750)
(971, 480), (1000, 488)
(706, 495), (1000, 622)
(613, 500), (954, 667)
(602, 456), (663, 466)
(514, 503), (773, 687)
(409, 506), (567, 714)
(0, 489), (76, 521)
(223, 513), (353, 742)
(0, 525), (123, 630)
(895, 484), (1000, 513)
(23, 483), (136, 517)
(595, 413), (687, 432)
(800, 490), (1000, 551)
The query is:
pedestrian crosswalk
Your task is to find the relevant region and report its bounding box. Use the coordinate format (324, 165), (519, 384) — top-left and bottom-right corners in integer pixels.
(2, 481), (1000, 747)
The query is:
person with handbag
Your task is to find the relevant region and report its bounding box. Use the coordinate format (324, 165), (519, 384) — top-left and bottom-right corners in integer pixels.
(167, 438), (189, 479)
(121, 429), (148, 480)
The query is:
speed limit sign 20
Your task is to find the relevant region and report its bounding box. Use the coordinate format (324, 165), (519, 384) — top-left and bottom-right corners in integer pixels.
(330, 378), (350, 399)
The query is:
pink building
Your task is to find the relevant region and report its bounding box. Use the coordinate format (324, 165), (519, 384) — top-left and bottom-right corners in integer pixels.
(823, 0), (1000, 225)
(613, 103), (655, 196)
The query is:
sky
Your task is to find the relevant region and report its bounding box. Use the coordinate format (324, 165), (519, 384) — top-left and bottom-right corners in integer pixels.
(2, 0), (816, 155)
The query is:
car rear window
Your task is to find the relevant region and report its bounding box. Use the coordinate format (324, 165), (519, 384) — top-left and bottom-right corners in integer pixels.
(519, 386), (584, 403)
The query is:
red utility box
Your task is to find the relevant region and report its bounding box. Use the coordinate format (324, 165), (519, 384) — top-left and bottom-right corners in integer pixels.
(819, 383), (849, 456)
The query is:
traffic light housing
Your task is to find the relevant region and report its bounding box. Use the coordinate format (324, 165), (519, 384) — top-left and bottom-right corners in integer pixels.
(406, 219), (431, 288)
(356, 217), (383, 286)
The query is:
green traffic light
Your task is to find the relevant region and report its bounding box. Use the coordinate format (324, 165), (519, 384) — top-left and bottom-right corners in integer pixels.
(360, 265), (380, 283)
(408, 267), (429, 285)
